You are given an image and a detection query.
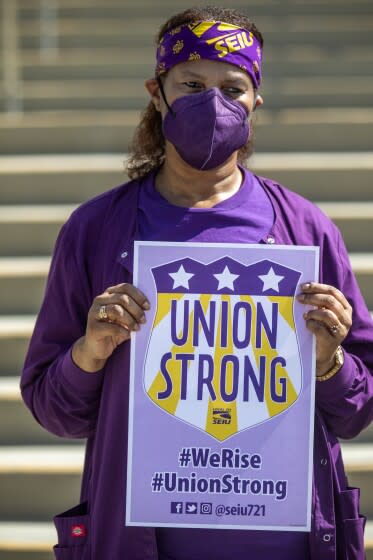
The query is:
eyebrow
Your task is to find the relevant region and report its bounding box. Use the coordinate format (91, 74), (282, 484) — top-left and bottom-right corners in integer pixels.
(223, 77), (249, 87)
(179, 70), (208, 80)
(180, 70), (249, 87)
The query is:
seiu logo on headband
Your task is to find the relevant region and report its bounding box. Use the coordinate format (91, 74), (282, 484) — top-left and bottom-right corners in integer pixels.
(187, 22), (254, 59)
(207, 31), (254, 58)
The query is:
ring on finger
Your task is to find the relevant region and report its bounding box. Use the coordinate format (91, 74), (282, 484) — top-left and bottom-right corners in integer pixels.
(329, 324), (339, 335)
(98, 305), (108, 321)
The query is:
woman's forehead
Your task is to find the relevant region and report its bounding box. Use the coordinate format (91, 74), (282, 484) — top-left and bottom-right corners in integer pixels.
(171, 59), (252, 83)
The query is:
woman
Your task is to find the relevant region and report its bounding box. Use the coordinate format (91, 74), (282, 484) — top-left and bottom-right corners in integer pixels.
(21, 6), (373, 560)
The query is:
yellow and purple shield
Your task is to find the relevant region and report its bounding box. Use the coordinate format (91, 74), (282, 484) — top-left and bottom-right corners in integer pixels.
(144, 257), (302, 441)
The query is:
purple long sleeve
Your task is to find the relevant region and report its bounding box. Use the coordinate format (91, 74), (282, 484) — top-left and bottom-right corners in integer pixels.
(263, 178), (373, 441)
(316, 229), (373, 439)
(21, 218), (104, 439)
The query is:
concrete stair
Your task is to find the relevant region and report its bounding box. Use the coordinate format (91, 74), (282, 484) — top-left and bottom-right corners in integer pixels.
(0, 317), (34, 376)
(0, 205), (73, 256)
(0, 260), (49, 315)
(1, 200), (373, 255)
(0, 523), (57, 560)
(0, 0), (372, 557)
(15, 0), (373, 18)
(1, 152), (373, 253)
(1, 3), (373, 116)
(2, 77), (373, 112)
(1, 252), (373, 316)
(1, 153), (373, 203)
(0, 152), (373, 557)
(0, 446), (83, 521)
(1, 110), (373, 154)
(0, 441), (371, 558)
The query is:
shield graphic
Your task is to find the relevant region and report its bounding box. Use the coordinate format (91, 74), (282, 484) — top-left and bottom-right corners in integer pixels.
(144, 257), (302, 441)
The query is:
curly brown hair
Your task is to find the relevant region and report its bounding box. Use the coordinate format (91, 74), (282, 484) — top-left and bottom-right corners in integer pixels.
(126, 6), (264, 180)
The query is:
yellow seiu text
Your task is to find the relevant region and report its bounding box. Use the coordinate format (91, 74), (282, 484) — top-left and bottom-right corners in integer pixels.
(207, 31), (254, 58)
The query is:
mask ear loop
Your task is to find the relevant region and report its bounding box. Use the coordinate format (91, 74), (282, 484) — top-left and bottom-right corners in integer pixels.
(253, 91), (259, 112)
(156, 77), (175, 116)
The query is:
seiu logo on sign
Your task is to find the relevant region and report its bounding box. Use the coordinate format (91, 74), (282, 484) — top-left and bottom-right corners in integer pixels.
(213, 408), (232, 425)
(144, 257), (302, 441)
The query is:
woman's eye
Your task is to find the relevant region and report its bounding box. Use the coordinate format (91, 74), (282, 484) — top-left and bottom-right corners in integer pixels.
(224, 87), (243, 96)
(183, 81), (203, 89)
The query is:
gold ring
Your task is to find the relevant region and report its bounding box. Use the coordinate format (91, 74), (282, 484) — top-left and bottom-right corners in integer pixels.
(98, 305), (108, 320)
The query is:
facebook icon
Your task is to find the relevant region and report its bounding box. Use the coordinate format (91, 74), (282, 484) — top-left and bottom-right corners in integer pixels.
(171, 502), (183, 514)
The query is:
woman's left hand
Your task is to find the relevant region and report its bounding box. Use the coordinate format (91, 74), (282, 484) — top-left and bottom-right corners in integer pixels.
(296, 282), (353, 376)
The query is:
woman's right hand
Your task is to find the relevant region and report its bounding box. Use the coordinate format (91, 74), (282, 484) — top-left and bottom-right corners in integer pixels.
(72, 283), (150, 372)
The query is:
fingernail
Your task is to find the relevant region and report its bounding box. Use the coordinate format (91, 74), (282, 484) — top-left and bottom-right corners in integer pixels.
(303, 312), (308, 319)
(140, 315), (146, 324)
(142, 301), (150, 310)
(133, 324), (140, 331)
(302, 283), (311, 290)
(297, 294), (305, 301)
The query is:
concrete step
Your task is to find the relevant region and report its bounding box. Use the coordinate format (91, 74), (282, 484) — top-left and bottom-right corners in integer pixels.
(1, 77), (373, 112)
(19, 13), (373, 44)
(0, 200), (373, 255)
(0, 378), (358, 450)
(13, 45), (373, 80)
(1, 153), (372, 204)
(1, 109), (373, 154)
(0, 446), (85, 474)
(316, 203), (373, 252)
(0, 110), (137, 154)
(348, 254), (373, 311)
(0, 378), (82, 446)
(0, 154), (125, 204)
(251, 152), (373, 203)
(1, 250), (373, 315)
(0, 259), (48, 315)
(0, 316), (34, 376)
(0, 446), (84, 521)
(17, 27), (373, 51)
(16, 0), (373, 20)
(13, 55), (373, 83)
(15, 15), (373, 45)
(0, 205), (74, 256)
(343, 444), (373, 525)
(0, 522), (56, 560)
(0, 443), (371, 520)
(18, 14), (373, 34)
(19, 0), (373, 23)
(0, 522), (372, 560)
(2, 375), (373, 446)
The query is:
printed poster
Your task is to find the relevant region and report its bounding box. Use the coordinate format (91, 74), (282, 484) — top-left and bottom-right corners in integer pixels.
(126, 242), (319, 531)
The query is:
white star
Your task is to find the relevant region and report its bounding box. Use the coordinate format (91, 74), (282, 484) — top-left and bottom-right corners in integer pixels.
(169, 265), (194, 289)
(258, 267), (285, 293)
(214, 266), (239, 290)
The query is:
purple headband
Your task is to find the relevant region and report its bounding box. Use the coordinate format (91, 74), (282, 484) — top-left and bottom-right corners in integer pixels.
(155, 21), (262, 89)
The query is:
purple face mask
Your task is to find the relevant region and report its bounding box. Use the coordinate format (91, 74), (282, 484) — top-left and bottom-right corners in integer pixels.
(162, 88), (250, 170)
